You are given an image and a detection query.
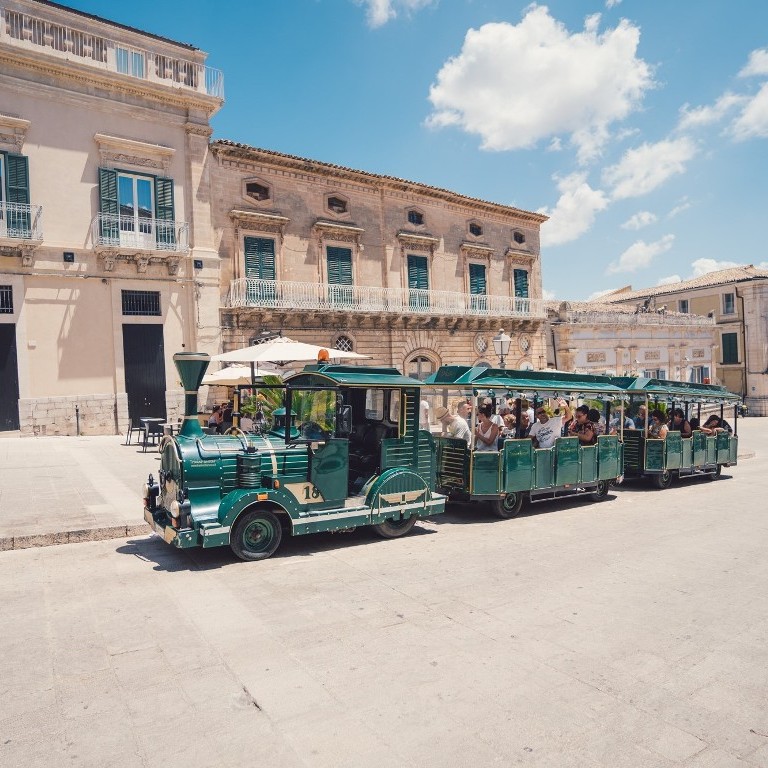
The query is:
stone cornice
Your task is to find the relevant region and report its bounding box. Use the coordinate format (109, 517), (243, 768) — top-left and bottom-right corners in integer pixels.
(0, 113), (30, 151)
(459, 242), (494, 260)
(396, 231), (439, 257)
(212, 142), (549, 225)
(94, 133), (175, 174)
(230, 209), (290, 235)
(505, 247), (535, 264)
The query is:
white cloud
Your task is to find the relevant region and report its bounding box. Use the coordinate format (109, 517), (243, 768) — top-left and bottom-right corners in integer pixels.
(356, 0), (433, 28)
(668, 198), (691, 218)
(602, 137), (698, 200)
(690, 258), (740, 277)
(426, 5), (653, 163)
(657, 274), (681, 286)
(537, 172), (609, 247)
(677, 93), (746, 131)
(606, 234), (675, 274)
(605, 0), (622, 7)
(621, 211), (656, 230)
(739, 48), (768, 77)
(543, 288), (556, 300)
(731, 82), (768, 140)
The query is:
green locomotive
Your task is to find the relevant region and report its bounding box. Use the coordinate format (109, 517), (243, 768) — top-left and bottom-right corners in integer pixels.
(143, 352), (446, 560)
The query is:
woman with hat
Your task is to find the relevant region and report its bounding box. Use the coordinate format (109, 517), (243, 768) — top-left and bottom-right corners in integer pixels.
(435, 405), (471, 446)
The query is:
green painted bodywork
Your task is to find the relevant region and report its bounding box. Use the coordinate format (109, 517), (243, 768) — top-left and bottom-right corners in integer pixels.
(145, 362), (446, 553)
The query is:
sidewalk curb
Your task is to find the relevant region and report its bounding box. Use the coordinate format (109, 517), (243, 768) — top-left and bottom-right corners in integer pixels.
(0, 523), (151, 552)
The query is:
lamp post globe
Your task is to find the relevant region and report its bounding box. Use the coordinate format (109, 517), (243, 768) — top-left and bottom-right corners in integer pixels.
(492, 329), (512, 369)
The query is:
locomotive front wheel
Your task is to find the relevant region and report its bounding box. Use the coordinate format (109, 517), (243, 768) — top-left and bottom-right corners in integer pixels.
(492, 492), (523, 519)
(590, 480), (609, 501)
(372, 516), (418, 539)
(653, 470), (672, 490)
(231, 509), (282, 561)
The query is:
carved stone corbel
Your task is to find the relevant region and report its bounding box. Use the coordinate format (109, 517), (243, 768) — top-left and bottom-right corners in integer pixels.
(167, 258), (180, 276)
(136, 256), (150, 273)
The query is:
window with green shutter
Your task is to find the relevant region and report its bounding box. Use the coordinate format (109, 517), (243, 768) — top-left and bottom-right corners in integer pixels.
(154, 176), (175, 247)
(407, 254), (429, 310)
(722, 332), (739, 364)
(513, 268), (529, 298)
(469, 263), (487, 312)
(244, 236), (276, 305)
(327, 246), (354, 307)
(3, 152), (31, 235)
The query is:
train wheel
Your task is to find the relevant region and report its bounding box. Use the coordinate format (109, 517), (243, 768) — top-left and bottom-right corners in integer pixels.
(372, 516), (418, 539)
(231, 509), (282, 561)
(653, 470), (672, 490)
(492, 492), (523, 519)
(590, 480), (609, 501)
(707, 465), (723, 481)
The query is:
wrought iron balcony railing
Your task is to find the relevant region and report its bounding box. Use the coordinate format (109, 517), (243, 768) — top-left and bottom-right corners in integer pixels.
(227, 278), (545, 319)
(91, 213), (189, 253)
(1, 6), (224, 98)
(0, 201), (43, 241)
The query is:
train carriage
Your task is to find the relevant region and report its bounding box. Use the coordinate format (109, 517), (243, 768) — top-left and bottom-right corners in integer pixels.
(143, 353), (446, 561)
(612, 376), (740, 488)
(423, 366), (626, 518)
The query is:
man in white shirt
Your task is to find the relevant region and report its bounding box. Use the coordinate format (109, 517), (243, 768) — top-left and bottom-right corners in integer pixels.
(529, 401), (571, 449)
(419, 400), (430, 431)
(435, 405), (471, 446)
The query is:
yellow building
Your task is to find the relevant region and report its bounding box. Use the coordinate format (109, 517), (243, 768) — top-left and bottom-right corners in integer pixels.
(598, 266), (768, 415)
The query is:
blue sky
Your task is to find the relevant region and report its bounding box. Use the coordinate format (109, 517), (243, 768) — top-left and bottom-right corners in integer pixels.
(67, 0), (768, 300)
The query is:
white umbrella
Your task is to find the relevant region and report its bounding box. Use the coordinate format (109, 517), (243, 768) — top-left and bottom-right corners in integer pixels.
(212, 336), (369, 365)
(202, 363), (281, 387)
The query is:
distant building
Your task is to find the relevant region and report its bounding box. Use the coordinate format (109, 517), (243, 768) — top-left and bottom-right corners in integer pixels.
(546, 300), (716, 381)
(0, 0), (223, 434)
(210, 140), (548, 377)
(596, 266), (768, 415)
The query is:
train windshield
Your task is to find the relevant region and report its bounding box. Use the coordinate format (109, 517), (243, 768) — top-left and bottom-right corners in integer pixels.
(289, 388), (338, 441)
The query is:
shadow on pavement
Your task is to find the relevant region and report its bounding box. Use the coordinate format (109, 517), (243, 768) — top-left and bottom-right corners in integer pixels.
(116, 522), (437, 571)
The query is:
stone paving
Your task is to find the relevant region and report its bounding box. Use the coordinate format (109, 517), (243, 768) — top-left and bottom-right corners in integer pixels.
(0, 420), (766, 767)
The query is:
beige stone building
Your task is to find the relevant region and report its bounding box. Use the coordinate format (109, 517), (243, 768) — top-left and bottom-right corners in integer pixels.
(210, 141), (548, 379)
(598, 266), (768, 414)
(0, 0), (222, 434)
(546, 301), (716, 381)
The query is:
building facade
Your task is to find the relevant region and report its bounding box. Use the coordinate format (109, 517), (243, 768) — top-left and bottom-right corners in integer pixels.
(0, 0), (222, 434)
(546, 301), (716, 380)
(598, 266), (768, 415)
(210, 141), (548, 378)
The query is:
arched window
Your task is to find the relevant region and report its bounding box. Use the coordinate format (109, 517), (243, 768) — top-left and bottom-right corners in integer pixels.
(334, 335), (353, 352)
(406, 353), (437, 381)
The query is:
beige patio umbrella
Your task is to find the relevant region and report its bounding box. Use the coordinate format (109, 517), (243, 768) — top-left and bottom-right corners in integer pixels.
(201, 363), (281, 387)
(212, 336), (369, 366)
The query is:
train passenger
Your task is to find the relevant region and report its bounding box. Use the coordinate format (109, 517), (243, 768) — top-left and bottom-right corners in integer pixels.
(689, 417), (700, 430)
(517, 412), (532, 438)
(569, 405), (597, 445)
(474, 404), (500, 451)
(670, 408), (692, 437)
(208, 405), (222, 430)
(609, 409), (634, 432)
(435, 405), (471, 446)
(700, 414), (733, 435)
(633, 404), (648, 430)
(588, 408), (605, 435)
(529, 400), (572, 449)
(647, 409), (669, 439)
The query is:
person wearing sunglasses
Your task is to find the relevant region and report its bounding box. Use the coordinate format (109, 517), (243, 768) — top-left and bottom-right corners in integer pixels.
(529, 399), (572, 449)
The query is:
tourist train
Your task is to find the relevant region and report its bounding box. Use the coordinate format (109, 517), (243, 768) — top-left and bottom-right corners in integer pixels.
(143, 352), (740, 561)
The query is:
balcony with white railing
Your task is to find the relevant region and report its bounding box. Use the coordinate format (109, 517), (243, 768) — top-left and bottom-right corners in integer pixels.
(0, 6), (224, 99)
(0, 201), (43, 242)
(564, 310), (715, 327)
(91, 213), (189, 254)
(227, 278), (545, 320)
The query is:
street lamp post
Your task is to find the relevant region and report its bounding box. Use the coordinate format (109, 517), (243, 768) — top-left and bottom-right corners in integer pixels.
(492, 329), (511, 369)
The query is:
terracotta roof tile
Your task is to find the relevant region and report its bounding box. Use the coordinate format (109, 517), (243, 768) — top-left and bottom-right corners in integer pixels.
(595, 265), (768, 303)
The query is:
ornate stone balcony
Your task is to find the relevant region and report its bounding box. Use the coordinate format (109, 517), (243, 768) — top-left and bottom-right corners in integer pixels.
(227, 278), (545, 320)
(563, 310), (715, 327)
(0, 5), (224, 98)
(91, 212), (189, 274)
(0, 201), (42, 263)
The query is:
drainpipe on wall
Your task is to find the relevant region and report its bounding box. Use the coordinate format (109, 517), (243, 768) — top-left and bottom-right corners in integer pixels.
(734, 286), (748, 399)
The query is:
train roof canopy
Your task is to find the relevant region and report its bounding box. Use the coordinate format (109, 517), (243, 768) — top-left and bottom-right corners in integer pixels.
(611, 376), (741, 402)
(286, 364), (426, 388)
(425, 366), (624, 396)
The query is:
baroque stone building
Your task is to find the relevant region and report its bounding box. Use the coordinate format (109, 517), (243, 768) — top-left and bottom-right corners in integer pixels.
(210, 141), (548, 378)
(546, 301), (716, 381)
(0, 0), (222, 434)
(598, 266), (768, 414)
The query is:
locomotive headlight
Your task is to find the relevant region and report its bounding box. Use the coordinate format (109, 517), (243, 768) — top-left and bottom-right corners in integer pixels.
(169, 499), (181, 520)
